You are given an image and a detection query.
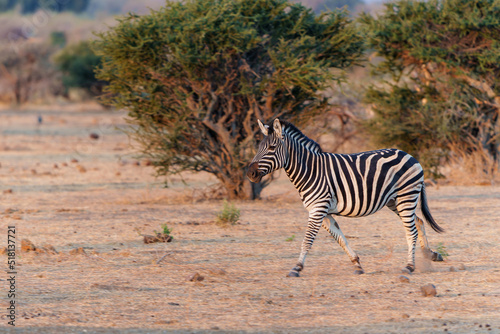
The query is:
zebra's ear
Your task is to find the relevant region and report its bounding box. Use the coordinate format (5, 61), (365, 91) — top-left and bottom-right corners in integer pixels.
(273, 119), (283, 139)
(258, 119), (269, 136)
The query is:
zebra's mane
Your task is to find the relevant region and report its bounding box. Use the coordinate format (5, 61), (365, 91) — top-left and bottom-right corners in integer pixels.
(280, 121), (323, 154)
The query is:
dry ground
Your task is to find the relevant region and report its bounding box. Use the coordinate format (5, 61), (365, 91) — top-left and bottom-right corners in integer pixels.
(0, 108), (499, 333)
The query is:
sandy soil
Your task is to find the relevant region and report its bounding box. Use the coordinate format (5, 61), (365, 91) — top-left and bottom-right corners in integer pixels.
(1, 108), (499, 333)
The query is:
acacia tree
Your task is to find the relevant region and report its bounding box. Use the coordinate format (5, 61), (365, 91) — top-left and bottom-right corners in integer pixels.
(94, 0), (363, 199)
(360, 0), (500, 178)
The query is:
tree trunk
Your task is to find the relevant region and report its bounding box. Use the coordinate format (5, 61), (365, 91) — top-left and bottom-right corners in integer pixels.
(218, 170), (266, 200)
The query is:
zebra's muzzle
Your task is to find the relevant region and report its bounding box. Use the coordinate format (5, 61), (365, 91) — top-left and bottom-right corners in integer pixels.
(247, 162), (263, 183)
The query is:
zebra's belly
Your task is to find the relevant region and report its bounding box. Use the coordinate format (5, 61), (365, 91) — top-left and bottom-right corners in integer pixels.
(328, 192), (395, 217)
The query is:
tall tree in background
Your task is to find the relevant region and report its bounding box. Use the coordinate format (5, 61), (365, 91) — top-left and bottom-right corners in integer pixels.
(361, 0), (500, 178)
(94, 0), (363, 199)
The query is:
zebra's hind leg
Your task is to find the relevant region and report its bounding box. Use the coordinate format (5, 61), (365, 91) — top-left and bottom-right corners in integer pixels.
(388, 199), (443, 263)
(387, 198), (418, 273)
(323, 216), (364, 275)
(287, 210), (326, 277)
(415, 216), (443, 262)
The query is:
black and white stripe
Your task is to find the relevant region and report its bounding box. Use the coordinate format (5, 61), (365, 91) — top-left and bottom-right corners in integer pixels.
(247, 119), (444, 277)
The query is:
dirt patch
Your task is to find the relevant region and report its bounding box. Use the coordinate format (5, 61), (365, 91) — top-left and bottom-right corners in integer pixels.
(1, 109), (499, 333)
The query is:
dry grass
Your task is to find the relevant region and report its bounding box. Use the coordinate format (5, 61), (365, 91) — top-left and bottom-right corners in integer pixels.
(0, 108), (499, 333)
(441, 145), (500, 186)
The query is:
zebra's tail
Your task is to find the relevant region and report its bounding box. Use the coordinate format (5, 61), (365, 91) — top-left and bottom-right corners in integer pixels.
(420, 184), (445, 233)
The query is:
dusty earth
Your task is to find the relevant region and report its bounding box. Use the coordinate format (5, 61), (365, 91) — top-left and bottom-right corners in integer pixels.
(0, 108), (499, 333)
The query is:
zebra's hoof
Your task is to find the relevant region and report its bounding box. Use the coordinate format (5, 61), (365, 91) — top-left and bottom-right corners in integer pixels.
(401, 266), (414, 274)
(431, 252), (444, 262)
(287, 271), (300, 277)
(354, 269), (364, 275)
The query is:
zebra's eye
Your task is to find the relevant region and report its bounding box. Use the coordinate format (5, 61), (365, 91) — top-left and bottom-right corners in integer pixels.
(269, 145), (277, 151)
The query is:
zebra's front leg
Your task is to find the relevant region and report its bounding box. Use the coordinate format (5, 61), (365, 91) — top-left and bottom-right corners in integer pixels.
(287, 211), (326, 277)
(323, 216), (364, 275)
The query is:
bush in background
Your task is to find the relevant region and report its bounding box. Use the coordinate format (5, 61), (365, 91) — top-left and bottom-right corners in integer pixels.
(360, 0), (500, 179)
(54, 40), (105, 97)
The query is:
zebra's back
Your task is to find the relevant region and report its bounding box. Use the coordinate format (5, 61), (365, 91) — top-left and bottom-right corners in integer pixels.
(321, 148), (424, 217)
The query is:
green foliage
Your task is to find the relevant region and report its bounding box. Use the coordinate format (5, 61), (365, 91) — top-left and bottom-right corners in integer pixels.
(360, 0), (500, 178)
(54, 41), (104, 96)
(155, 223), (173, 237)
(50, 31), (66, 47)
(94, 0), (364, 199)
(216, 201), (241, 227)
(436, 242), (449, 259)
(285, 234), (296, 242)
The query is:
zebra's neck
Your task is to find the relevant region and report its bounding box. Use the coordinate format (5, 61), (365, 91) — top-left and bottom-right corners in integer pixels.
(282, 125), (323, 190)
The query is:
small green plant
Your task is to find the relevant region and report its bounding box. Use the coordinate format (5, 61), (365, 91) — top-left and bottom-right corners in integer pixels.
(436, 242), (449, 259)
(155, 224), (172, 237)
(285, 235), (296, 242)
(216, 201), (240, 227)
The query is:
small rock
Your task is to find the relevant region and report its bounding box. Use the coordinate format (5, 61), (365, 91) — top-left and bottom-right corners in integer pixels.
(77, 165), (87, 173)
(53, 163), (59, 169)
(89, 133), (99, 140)
(31, 169), (37, 175)
(187, 272), (204, 282)
(449, 266), (457, 272)
(21, 239), (36, 252)
(142, 159), (153, 166)
(421, 284), (437, 297)
(0, 247), (7, 254)
(42, 244), (58, 254)
(3, 189), (13, 194)
(398, 275), (410, 283)
(62, 162), (68, 167)
(209, 268), (227, 276)
(402, 314), (410, 319)
(69, 247), (86, 255)
(458, 263), (466, 270)
(143, 235), (157, 244)
(70, 158), (78, 163)
(143, 233), (172, 244)
(35, 248), (46, 254)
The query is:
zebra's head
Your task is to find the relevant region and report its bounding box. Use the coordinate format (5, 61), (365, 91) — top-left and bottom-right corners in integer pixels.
(247, 119), (287, 183)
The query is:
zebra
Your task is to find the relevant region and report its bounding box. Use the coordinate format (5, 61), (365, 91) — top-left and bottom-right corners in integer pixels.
(247, 119), (444, 277)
